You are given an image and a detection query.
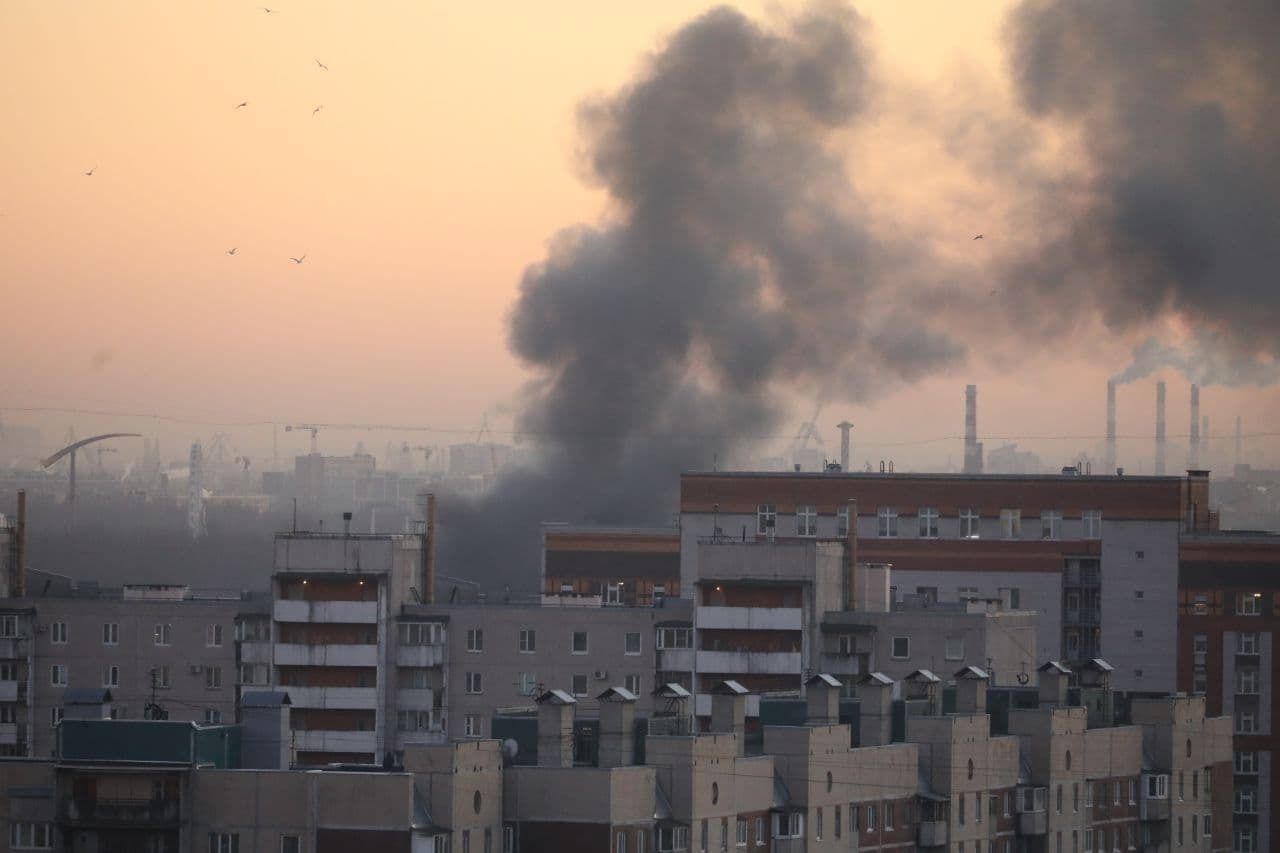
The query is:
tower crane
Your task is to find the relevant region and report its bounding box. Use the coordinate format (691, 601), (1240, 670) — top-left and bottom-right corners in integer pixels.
(285, 424), (320, 455)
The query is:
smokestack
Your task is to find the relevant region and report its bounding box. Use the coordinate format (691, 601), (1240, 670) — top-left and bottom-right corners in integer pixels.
(1236, 416), (1243, 468)
(13, 490), (26, 598)
(1189, 384), (1201, 469)
(424, 493), (437, 604)
(836, 421), (853, 472)
(1202, 415), (1210, 472)
(1105, 380), (1117, 474)
(963, 385), (983, 474)
(1155, 381), (1167, 475)
(342, 511), (352, 536)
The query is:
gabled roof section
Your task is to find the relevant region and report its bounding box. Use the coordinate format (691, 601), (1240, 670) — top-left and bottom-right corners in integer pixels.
(535, 688), (577, 706)
(653, 683), (692, 699)
(597, 686), (638, 703)
(905, 669), (941, 684)
(1083, 658), (1114, 672)
(859, 672), (894, 686)
(711, 680), (748, 695)
(805, 673), (843, 688)
(953, 666), (990, 681)
(1038, 661), (1072, 674)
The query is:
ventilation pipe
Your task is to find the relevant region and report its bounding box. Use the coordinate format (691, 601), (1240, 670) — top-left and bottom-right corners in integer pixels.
(1104, 381), (1117, 474)
(963, 385), (983, 474)
(1189, 384), (1201, 469)
(837, 421), (853, 472)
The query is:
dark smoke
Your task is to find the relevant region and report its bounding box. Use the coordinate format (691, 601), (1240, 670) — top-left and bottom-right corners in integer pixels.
(1112, 335), (1280, 388)
(439, 4), (967, 593)
(1005, 0), (1280, 355)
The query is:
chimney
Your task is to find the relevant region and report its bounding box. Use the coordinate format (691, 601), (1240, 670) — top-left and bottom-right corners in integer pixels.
(423, 493), (437, 604)
(342, 511), (353, 536)
(844, 499), (858, 611)
(1202, 415), (1210, 471)
(597, 686), (638, 768)
(856, 673), (894, 746)
(709, 680), (748, 754)
(1105, 381), (1117, 474)
(1236, 416), (1243, 468)
(805, 674), (842, 726)
(1037, 661), (1071, 707)
(1155, 381), (1167, 475)
(953, 666), (989, 715)
(963, 385), (983, 474)
(240, 691), (293, 769)
(837, 421), (853, 472)
(535, 689), (577, 768)
(13, 489), (26, 598)
(904, 669), (942, 716)
(1078, 659), (1115, 728)
(1189, 384), (1201, 469)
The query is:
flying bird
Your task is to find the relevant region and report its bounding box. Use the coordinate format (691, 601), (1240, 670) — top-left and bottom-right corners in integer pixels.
(263, 7), (273, 12)
(236, 101), (248, 109)
(289, 255), (306, 264)
(84, 167), (96, 176)
(315, 59), (328, 71)
(312, 105), (324, 116)
(973, 234), (984, 240)
(227, 248), (237, 256)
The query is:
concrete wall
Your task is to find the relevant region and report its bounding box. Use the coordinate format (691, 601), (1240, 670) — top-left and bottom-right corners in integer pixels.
(404, 739), (503, 839)
(1099, 520), (1181, 692)
(645, 733), (776, 828)
(503, 764), (656, 824)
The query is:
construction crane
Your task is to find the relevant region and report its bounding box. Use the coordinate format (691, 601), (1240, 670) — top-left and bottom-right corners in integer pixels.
(41, 433), (142, 511)
(787, 401), (826, 459)
(285, 424), (320, 455)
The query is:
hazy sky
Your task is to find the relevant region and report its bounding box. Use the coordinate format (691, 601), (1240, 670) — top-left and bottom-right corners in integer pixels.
(2, 1), (1277, 471)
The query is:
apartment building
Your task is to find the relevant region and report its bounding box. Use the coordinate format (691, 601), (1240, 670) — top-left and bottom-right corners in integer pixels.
(1178, 531), (1280, 852)
(409, 598), (690, 742)
(542, 525), (681, 605)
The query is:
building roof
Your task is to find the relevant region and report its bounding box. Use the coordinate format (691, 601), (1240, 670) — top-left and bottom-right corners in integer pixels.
(653, 683), (692, 699)
(859, 672), (894, 686)
(1038, 661), (1072, 674)
(805, 673), (843, 688)
(535, 689), (577, 706)
(1083, 658), (1115, 673)
(953, 666), (990, 681)
(905, 669), (941, 684)
(711, 680), (749, 696)
(240, 691), (292, 707)
(63, 688), (113, 705)
(597, 686), (638, 703)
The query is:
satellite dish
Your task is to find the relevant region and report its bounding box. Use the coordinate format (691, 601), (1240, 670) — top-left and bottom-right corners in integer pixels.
(1017, 672), (1030, 686)
(501, 738), (519, 766)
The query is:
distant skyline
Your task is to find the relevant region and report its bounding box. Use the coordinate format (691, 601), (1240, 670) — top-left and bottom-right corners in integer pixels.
(3, 1), (1277, 472)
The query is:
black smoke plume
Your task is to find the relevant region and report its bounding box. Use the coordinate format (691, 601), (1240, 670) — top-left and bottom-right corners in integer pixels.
(439, 4), (967, 593)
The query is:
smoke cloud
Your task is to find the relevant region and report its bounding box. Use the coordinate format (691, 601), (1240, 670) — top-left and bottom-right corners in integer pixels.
(1005, 0), (1280, 356)
(439, 4), (969, 592)
(1112, 335), (1280, 388)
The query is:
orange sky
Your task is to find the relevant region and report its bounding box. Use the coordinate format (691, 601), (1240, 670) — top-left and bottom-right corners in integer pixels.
(1, 1), (1276, 470)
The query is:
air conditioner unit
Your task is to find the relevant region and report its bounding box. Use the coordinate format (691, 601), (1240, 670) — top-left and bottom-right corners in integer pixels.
(593, 670), (608, 680)
(188, 664), (204, 675)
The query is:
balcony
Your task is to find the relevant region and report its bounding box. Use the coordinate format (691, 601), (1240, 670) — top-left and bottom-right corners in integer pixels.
(819, 653), (864, 676)
(695, 606), (803, 631)
(656, 648), (695, 673)
(239, 641), (272, 664)
(0, 637), (28, 658)
(397, 688), (436, 710)
(282, 686), (377, 709)
(1018, 811), (1048, 835)
(395, 644), (445, 668)
(274, 600), (378, 624)
(917, 820), (947, 847)
(62, 798), (181, 827)
(0, 680), (20, 702)
(275, 643), (378, 667)
(0, 722), (21, 745)
(292, 729), (377, 754)
(695, 650), (801, 675)
(1139, 796), (1169, 822)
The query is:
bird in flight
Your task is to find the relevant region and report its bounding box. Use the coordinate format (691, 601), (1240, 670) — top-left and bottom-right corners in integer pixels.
(227, 248), (237, 256)
(973, 234), (984, 240)
(315, 59), (328, 71)
(236, 101), (248, 109)
(289, 255), (306, 264)
(312, 105), (324, 116)
(84, 166), (96, 176)
(263, 7), (273, 12)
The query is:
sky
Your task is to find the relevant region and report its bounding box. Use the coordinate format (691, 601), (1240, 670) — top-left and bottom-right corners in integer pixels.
(2, 1), (1277, 473)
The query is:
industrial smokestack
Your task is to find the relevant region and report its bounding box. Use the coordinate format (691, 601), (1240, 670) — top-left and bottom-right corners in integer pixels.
(963, 384), (983, 474)
(1105, 380), (1117, 474)
(1202, 415), (1210, 472)
(1155, 381), (1167, 475)
(1189, 384), (1201, 469)
(1235, 416), (1243, 469)
(837, 421), (853, 472)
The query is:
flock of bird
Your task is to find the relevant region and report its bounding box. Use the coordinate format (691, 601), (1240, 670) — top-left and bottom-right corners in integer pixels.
(83, 6), (322, 265)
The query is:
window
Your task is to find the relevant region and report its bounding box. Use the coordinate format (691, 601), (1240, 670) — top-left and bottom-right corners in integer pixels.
(504, 827), (515, 853)
(1114, 781), (1121, 805)
(518, 672), (538, 695)
(960, 508), (979, 538)
(736, 819), (748, 847)
(701, 819), (708, 852)
(1135, 589), (1144, 599)
(1235, 751), (1258, 774)
(1236, 709), (1258, 734)
(1134, 629), (1144, 641)
(919, 507), (939, 538)
(0, 615), (20, 638)
(657, 627), (692, 649)
(240, 663), (266, 685)
(625, 674), (642, 696)
(838, 634), (854, 655)
(1234, 827), (1256, 852)
(757, 504), (776, 535)
(1237, 669), (1259, 694)
(1192, 771), (1199, 799)
(571, 631), (589, 654)
(467, 628), (484, 652)
(1057, 784), (1063, 814)
(102, 664), (120, 687)
(945, 636), (964, 660)
(958, 585), (979, 600)
(606, 583), (623, 605)
(0, 706), (14, 724)
(209, 833), (240, 853)
(0, 662), (16, 681)
(9, 822), (53, 850)
(658, 826), (689, 852)
(959, 792), (966, 824)
(462, 831), (471, 853)
(397, 710), (434, 731)
(50, 664), (67, 686)
(886, 802), (896, 829)
(1128, 779), (1136, 804)
(400, 622), (441, 645)
(1145, 775), (1168, 799)
(205, 666), (223, 689)
(754, 817), (764, 847)
(102, 622), (119, 645)
(281, 837), (301, 853)
(617, 831), (627, 853)
(834, 806), (841, 840)
(866, 804), (876, 831)
(485, 829), (493, 853)
(519, 628), (536, 652)
(877, 507), (898, 537)
(836, 506), (849, 536)
(464, 714), (481, 737)
(1041, 510), (1062, 539)
(51, 621), (67, 644)
(772, 813), (803, 839)
(891, 636), (910, 659)
(1082, 510), (1102, 539)
(153, 623), (172, 646)
(1000, 509), (1021, 538)
(1073, 782), (1079, 812)
(1202, 815), (1211, 841)
(153, 664), (171, 689)
(204, 708), (223, 724)
(572, 674), (588, 697)
(815, 808), (823, 840)
(206, 624), (223, 647)
(1237, 632), (1259, 654)
(466, 672), (483, 694)
(1192, 670), (1207, 694)
(796, 504), (817, 537)
(625, 632), (642, 655)
(1237, 592), (1262, 615)
(1234, 786), (1257, 815)
(50, 707), (63, 727)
